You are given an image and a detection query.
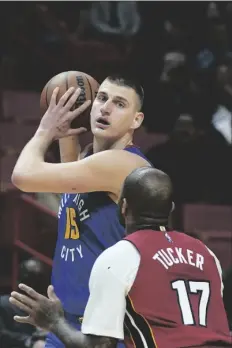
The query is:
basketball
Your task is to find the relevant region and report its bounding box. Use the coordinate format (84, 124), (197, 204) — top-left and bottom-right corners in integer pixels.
(40, 71), (99, 130)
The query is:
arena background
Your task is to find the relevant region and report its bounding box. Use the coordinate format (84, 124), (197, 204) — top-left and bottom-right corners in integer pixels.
(0, 0), (231, 338)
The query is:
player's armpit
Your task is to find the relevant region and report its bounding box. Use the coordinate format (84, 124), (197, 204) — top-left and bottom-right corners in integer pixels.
(12, 145), (149, 195)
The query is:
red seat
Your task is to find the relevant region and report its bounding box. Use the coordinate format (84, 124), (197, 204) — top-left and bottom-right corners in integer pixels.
(182, 205), (232, 271)
(182, 204), (232, 232)
(196, 230), (232, 271)
(2, 90), (40, 122)
(0, 123), (36, 149)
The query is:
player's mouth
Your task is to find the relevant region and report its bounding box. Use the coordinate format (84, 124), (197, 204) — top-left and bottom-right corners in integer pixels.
(95, 117), (110, 129)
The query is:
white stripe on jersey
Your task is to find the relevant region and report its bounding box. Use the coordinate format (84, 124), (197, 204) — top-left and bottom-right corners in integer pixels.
(206, 246), (224, 296)
(126, 310), (149, 348)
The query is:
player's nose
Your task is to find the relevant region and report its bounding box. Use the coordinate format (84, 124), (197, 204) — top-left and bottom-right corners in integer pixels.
(100, 100), (112, 115)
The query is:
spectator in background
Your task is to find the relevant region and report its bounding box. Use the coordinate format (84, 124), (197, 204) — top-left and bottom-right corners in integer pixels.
(0, 258), (49, 348)
(89, 1), (141, 54)
(146, 112), (230, 204)
(160, 51), (188, 86)
(146, 114), (203, 203)
(214, 57), (232, 144)
(206, 2), (232, 62)
(90, 1), (141, 38)
(152, 50), (193, 133)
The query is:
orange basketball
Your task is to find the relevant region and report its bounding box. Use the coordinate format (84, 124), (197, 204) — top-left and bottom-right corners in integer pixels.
(40, 71), (99, 130)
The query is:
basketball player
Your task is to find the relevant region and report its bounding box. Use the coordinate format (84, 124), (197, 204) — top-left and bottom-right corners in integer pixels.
(11, 75), (151, 347)
(10, 168), (231, 347)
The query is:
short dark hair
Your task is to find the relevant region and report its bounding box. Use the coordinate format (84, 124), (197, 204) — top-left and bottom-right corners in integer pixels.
(106, 74), (144, 110)
(122, 167), (173, 220)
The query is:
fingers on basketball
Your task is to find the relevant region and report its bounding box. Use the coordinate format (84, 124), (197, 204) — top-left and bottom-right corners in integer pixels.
(58, 87), (77, 109)
(69, 99), (91, 122)
(40, 71), (99, 129)
(49, 87), (60, 108)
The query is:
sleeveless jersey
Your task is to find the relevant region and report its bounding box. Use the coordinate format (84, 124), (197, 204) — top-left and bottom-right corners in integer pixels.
(51, 146), (149, 315)
(124, 230), (231, 348)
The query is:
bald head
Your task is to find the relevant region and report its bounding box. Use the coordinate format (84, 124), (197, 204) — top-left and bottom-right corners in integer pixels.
(121, 167), (173, 222)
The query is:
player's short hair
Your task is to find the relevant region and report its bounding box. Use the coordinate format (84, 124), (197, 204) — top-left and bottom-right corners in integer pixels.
(122, 167), (173, 220)
(106, 74), (144, 111)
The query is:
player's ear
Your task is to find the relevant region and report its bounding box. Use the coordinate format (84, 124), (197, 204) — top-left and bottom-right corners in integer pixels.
(171, 201), (175, 212)
(131, 112), (144, 130)
(121, 198), (128, 216)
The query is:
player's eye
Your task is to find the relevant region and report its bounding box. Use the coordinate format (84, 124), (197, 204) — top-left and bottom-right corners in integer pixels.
(117, 102), (125, 108)
(97, 94), (107, 102)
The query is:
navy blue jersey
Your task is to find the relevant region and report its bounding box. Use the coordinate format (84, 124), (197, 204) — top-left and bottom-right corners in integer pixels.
(51, 146), (149, 315)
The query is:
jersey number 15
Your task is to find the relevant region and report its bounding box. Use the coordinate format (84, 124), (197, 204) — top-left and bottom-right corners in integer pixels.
(65, 207), (80, 239)
(171, 280), (210, 327)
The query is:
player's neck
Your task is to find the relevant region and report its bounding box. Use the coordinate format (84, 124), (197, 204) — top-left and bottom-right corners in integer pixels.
(93, 133), (133, 153)
(126, 219), (170, 235)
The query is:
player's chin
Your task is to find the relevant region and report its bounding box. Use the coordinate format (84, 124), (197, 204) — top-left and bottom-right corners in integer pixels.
(92, 126), (112, 137)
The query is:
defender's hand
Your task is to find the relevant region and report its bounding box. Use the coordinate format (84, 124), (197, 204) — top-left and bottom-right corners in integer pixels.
(38, 87), (91, 141)
(10, 284), (64, 332)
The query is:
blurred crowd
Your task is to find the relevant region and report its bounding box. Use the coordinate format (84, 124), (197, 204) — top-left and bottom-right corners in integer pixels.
(142, 2), (232, 205)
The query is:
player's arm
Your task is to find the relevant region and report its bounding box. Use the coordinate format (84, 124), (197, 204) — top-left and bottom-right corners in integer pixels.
(9, 241), (139, 348)
(47, 321), (117, 348)
(12, 134), (148, 194)
(11, 87), (149, 195)
(9, 283), (117, 348)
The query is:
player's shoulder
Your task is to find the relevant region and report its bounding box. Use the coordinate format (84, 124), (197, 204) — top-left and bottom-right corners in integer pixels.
(178, 232), (221, 262)
(91, 240), (140, 281)
(95, 240), (139, 266)
(174, 231), (210, 253)
(90, 148), (150, 167)
(175, 231), (203, 244)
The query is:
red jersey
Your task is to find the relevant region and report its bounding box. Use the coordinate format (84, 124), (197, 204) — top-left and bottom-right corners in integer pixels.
(124, 230), (231, 348)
